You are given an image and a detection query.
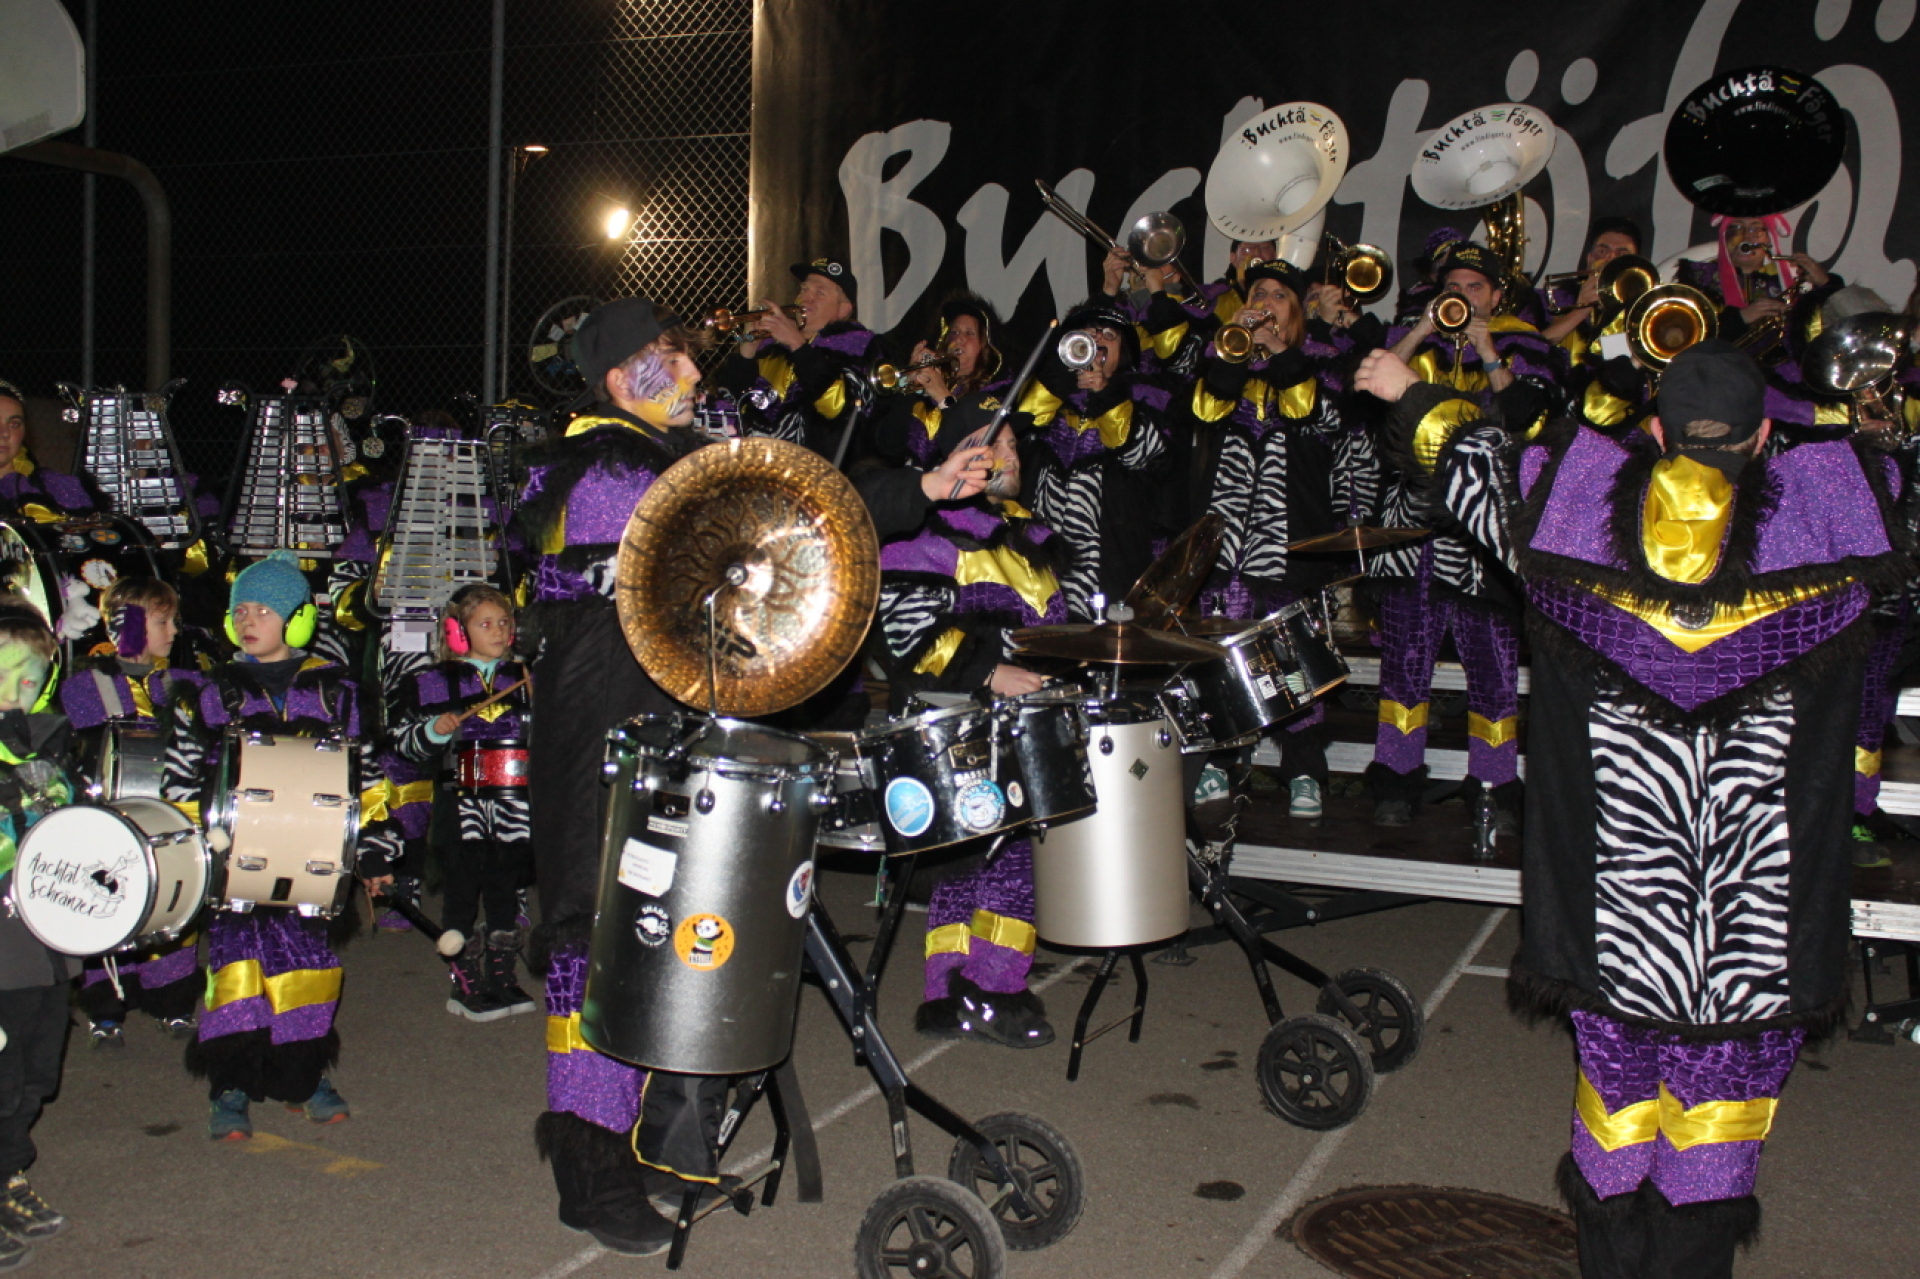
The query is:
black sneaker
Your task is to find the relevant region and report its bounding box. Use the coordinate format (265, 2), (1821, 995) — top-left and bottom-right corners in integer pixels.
(88, 1021), (125, 1050)
(0, 1175), (65, 1240)
(950, 975), (1055, 1049)
(0, 1228), (27, 1271)
(588, 1196), (675, 1257)
(448, 947), (511, 1022)
(1373, 799), (1413, 827)
(914, 996), (967, 1040)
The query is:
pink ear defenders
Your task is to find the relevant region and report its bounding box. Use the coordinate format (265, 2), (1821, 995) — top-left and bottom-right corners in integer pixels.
(444, 614), (470, 656)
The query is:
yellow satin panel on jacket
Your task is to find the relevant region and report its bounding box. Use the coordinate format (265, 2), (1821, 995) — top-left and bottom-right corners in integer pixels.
(757, 353), (797, 400)
(1642, 455), (1733, 584)
(913, 401), (942, 444)
(1410, 398), (1483, 472)
(362, 778), (434, 824)
(1015, 384), (1135, 448)
(954, 543), (1061, 619)
(1467, 714), (1518, 749)
(546, 1012), (595, 1054)
(1377, 699), (1430, 735)
(1582, 378), (1634, 428)
(1143, 320), (1189, 360)
(1018, 379), (1063, 426)
(209, 960), (343, 1014)
(1814, 400), (1851, 427)
(912, 628), (965, 678)
(925, 922), (972, 959)
(1192, 383), (1237, 424)
(1576, 1073), (1659, 1152)
(1856, 747), (1883, 778)
(813, 378), (847, 420)
(971, 909), (1037, 956)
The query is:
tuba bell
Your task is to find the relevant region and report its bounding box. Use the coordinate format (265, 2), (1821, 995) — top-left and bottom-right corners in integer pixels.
(1204, 102), (1350, 242)
(1323, 234), (1394, 304)
(1594, 254), (1661, 323)
(1623, 284), (1718, 375)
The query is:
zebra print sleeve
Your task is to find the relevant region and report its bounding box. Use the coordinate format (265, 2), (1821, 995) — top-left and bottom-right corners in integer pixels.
(160, 682), (216, 808)
(1438, 424), (1522, 574)
(1334, 423), (1382, 527)
(877, 578), (957, 669)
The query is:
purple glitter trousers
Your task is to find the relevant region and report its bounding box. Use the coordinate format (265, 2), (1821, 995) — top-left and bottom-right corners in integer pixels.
(79, 933), (202, 1024)
(1855, 616), (1906, 816)
(1373, 581), (1520, 784)
(544, 944), (643, 1135)
(924, 838), (1036, 1001)
(1570, 1009), (1802, 1207)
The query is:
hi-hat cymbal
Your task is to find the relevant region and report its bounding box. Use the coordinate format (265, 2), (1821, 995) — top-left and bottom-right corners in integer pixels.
(616, 437), (879, 716)
(1013, 622), (1228, 666)
(1663, 66), (1843, 218)
(1287, 526), (1429, 553)
(1125, 512), (1225, 628)
(1411, 103), (1556, 211)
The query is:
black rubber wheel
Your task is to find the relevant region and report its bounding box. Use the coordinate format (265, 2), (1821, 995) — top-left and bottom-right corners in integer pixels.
(856, 1176), (1007, 1279)
(946, 1111), (1085, 1250)
(1256, 1013), (1375, 1130)
(1317, 966), (1425, 1074)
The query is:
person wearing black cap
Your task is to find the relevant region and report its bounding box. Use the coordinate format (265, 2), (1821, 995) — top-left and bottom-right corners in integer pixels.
(1365, 242), (1564, 832)
(1012, 298), (1171, 622)
(1357, 337), (1913, 1279)
(511, 297), (726, 1257)
(1131, 239), (1277, 382)
(1168, 258), (1373, 818)
(718, 256), (881, 458)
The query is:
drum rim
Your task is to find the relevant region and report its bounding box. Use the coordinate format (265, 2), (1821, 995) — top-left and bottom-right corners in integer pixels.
(14, 801), (169, 956)
(863, 701), (992, 735)
(613, 712), (838, 775)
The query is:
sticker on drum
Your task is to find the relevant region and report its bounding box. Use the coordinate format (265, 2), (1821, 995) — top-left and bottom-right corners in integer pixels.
(617, 838), (677, 897)
(675, 914), (734, 971)
(956, 780), (1007, 832)
(785, 861), (815, 919)
(633, 904), (672, 947)
(884, 777), (936, 837)
(1007, 781), (1025, 809)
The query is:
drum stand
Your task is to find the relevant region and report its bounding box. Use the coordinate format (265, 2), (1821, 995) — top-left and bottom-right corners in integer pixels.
(1064, 950), (1150, 1083)
(659, 848), (1085, 1273)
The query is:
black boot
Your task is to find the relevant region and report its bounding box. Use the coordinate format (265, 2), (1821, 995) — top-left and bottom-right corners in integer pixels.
(536, 1111), (674, 1256)
(448, 940), (510, 1022)
(1366, 761), (1427, 827)
(1559, 1155), (1647, 1279)
(1642, 1184), (1757, 1279)
(486, 930), (540, 1016)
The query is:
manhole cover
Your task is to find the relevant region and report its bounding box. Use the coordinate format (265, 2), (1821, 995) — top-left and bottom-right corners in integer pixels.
(1289, 1185), (1578, 1278)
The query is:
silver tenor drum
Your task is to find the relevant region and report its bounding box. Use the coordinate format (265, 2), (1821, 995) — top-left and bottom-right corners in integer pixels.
(12, 798), (210, 956)
(1031, 694), (1190, 948)
(810, 732), (883, 854)
(1159, 615), (1312, 753)
(584, 715), (835, 1075)
(90, 722), (170, 801)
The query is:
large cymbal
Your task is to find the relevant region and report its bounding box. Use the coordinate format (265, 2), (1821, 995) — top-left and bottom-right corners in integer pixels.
(616, 438), (879, 716)
(1287, 526), (1429, 553)
(1013, 621), (1227, 666)
(1124, 512), (1225, 627)
(1411, 103), (1555, 211)
(1663, 66), (1843, 217)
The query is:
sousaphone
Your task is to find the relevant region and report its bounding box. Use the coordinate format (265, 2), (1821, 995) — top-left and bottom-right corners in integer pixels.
(1663, 66), (1844, 218)
(1411, 103), (1556, 212)
(1205, 102), (1350, 242)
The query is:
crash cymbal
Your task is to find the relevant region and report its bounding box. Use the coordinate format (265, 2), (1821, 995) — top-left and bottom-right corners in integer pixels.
(1178, 615), (1251, 639)
(1013, 621), (1228, 666)
(1286, 526), (1429, 554)
(1124, 512), (1225, 627)
(1663, 66), (1843, 218)
(616, 437), (880, 716)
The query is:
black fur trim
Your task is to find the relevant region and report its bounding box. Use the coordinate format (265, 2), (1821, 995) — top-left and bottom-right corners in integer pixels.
(1557, 1151), (1639, 1222)
(1364, 761), (1429, 807)
(528, 914), (594, 976)
(1505, 956), (1848, 1043)
(1558, 1153), (1763, 1257)
(512, 422), (683, 555)
(263, 1030), (341, 1103)
(535, 1108), (639, 1170)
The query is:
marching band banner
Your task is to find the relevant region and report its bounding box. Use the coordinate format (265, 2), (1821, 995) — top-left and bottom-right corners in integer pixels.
(751, 0), (1919, 352)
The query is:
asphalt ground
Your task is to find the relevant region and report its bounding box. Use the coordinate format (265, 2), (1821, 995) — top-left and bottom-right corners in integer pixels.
(21, 853), (1920, 1278)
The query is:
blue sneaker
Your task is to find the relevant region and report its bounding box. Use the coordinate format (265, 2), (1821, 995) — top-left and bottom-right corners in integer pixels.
(209, 1089), (252, 1141)
(294, 1077), (350, 1125)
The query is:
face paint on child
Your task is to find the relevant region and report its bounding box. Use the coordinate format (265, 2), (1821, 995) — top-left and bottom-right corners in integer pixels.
(634, 350), (702, 429)
(0, 642), (51, 713)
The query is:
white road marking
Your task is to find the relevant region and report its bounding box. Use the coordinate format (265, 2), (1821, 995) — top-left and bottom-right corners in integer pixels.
(1205, 906), (1511, 1279)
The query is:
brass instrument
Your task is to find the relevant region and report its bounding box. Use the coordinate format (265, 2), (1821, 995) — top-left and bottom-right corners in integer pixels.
(695, 304), (805, 337)
(1731, 272), (1812, 359)
(1322, 234), (1394, 304)
(1802, 311), (1914, 429)
(1482, 193), (1529, 301)
(1427, 288), (1473, 338)
(1205, 102), (1350, 242)
(1624, 284), (1718, 375)
(1594, 255), (1659, 323)
(1058, 329), (1101, 372)
(1035, 180), (1197, 295)
(1215, 311), (1273, 363)
(873, 351), (960, 392)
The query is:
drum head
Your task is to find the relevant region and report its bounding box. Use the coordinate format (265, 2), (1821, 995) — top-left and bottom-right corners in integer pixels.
(618, 714), (833, 774)
(13, 806), (154, 956)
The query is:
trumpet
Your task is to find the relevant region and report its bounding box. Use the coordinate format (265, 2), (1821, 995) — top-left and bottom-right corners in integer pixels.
(1624, 284), (1718, 375)
(1736, 240), (1799, 263)
(1426, 288), (1474, 338)
(874, 351), (960, 391)
(1322, 235), (1394, 305)
(694, 304), (805, 336)
(1216, 311), (1274, 363)
(1058, 329), (1102, 372)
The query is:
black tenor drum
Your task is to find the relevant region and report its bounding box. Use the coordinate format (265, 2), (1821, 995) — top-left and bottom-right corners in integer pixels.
(995, 688), (1097, 827)
(584, 715), (834, 1075)
(1160, 615), (1312, 753)
(0, 515), (167, 657)
(859, 702), (1028, 855)
(1031, 694), (1189, 949)
(1278, 596), (1351, 698)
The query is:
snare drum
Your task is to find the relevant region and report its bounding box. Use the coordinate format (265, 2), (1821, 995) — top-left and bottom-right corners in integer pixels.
(1160, 599), (1352, 753)
(1277, 596), (1350, 698)
(1031, 695), (1190, 949)
(860, 702), (1029, 854)
(455, 740), (530, 791)
(13, 798), (210, 956)
(995, 689), (1097, 827)
(90, 721), (170, 801)
(585, 715), (833, 1075)
(205, 731), (360, 917)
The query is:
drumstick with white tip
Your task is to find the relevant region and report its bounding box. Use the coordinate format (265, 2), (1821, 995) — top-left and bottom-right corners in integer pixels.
(451, 676), (531, 725)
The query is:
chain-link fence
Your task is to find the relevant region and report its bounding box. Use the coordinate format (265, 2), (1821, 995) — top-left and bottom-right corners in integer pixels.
(0, 0), (751, 480)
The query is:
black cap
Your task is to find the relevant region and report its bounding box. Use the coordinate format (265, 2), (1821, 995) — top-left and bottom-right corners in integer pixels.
(790, 257), (858, 303)
(1243, 258), (1309, 299)
(1437, 242), (1503, 288)
(574, 298), (678, 400)
(1656, 337), (1767, 445)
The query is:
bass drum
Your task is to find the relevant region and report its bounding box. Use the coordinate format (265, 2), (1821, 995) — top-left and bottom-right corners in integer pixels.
(585, 714), (834, 1075)
(205, 731), (360, 917)
(12, 798), (210, 957)
(1031, 695), (1190, 949)
(0, 514), (167, 659)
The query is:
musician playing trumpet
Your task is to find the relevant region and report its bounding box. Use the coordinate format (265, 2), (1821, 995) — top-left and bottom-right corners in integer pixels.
(1538, 217), (1643, 349)
(718, 256), (882, 459)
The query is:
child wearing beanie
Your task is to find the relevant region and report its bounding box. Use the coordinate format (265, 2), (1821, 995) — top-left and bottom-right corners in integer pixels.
(160, 552), (402, 1140)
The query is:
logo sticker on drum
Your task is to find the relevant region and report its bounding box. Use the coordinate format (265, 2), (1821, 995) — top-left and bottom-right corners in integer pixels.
(674, 914), (734, 971)
(884, 777), (936, 838)
(1130, 759), (1150, 780)
(1256, 674), (1280, 702)
(1006, 781), (1025, 809)
(956, 780), (1006, 832)
(786, 861), (815, 919)
(633, 904), (672, 948)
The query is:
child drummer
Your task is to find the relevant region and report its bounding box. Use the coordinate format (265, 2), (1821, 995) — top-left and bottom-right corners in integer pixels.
(161, 552), (400, 1140)
(60, 577), (207, 1047)
(0, 597), (84, 1265)
(390, 584), (536, 1021)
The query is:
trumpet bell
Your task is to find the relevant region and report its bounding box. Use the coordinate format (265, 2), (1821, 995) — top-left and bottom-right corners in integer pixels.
(1126, 211), (1185, 268)
(1214, 325), (1258, 363)
(1803, 311), (1912, 397)
(1663, 65), (1844, 217)
(1058, 330), (1100, 372)
(1429, 289), (1473, 336)
(1625, 285), (1718, 371)
(1335, 244), (1394, 304)
(1597, 254), (1661, 317)
(1205, 102), (1350, 241)
(1411, 103), (1556, 211)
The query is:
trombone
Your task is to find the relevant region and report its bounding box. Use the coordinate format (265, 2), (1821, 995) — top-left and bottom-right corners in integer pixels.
(694, 304), (805, 336)
(1322, 235), (1394, 305)
(1036, 180), (1202, 298)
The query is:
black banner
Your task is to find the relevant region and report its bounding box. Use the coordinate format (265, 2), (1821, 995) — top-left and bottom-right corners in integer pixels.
(751, 0), (1919, 356)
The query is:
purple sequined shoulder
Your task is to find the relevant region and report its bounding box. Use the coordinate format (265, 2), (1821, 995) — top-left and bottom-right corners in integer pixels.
(1754, 441), (1892, 572)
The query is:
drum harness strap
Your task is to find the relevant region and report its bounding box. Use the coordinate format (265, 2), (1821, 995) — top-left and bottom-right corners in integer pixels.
(91, 668), (128, 721)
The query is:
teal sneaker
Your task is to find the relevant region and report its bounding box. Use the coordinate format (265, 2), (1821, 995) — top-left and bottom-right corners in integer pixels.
(1288, 776), (1324, 819)
(293, 1077), (350, 1125)
(209, 1088), (252, 1141)
(1192, 764), (1231, 805)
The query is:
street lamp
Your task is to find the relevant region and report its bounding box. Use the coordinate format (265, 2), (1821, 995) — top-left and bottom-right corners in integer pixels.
(497, 142), (550, 400)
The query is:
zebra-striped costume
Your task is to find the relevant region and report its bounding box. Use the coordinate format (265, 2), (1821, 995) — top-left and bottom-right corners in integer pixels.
(1394, 379), (1910, 1255)
(717, 321), (879, 459)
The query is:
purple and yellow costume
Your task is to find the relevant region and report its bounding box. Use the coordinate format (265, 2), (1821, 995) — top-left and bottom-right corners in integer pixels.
(1392, 376), (1910, 1276)
(719, 320), (881, 458)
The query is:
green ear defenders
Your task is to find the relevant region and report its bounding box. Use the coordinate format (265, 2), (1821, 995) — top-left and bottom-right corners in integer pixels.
(225, 601), (319, 651)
